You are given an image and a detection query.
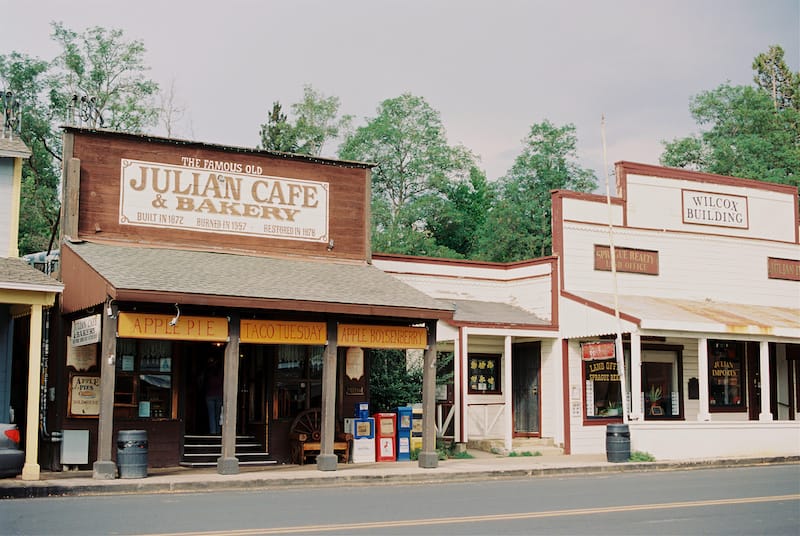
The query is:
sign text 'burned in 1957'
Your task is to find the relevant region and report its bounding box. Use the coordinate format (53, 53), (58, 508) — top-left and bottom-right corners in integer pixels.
(594, 245), (659, 275)
(119, 158), (329, 242)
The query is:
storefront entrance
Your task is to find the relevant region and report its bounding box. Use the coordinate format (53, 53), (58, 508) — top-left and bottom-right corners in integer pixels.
(512, 342), (540, 436)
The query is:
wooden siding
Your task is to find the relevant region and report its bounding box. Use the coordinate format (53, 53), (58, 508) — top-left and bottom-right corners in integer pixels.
(69, 131), (369, 261)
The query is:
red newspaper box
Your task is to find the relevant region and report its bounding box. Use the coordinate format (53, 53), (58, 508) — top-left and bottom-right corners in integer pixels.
(373, 412), (397, 462)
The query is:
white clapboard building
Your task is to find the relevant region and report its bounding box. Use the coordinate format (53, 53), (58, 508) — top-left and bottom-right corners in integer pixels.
(376, 161), (800, 460)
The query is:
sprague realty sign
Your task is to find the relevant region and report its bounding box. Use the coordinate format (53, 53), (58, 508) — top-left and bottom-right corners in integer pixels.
(119, 158), (330, 242)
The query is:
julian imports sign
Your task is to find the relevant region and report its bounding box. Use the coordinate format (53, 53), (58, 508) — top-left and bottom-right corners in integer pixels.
(682, 189), (748, 229)
(119, 158), (329, 242)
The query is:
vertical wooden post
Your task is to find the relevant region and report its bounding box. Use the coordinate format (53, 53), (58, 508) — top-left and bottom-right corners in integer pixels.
(93, 301), (118, 479)
(317, 319), (338, 471)
(418, 320), (438, 468)
(218, 313), (240, 474)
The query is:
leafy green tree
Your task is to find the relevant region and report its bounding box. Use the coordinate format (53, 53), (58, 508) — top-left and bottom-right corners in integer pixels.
(1, 52), (62, 254)
(291, 85), (351, 156)
(339, 93), (475, 256)
(475, 120), (597, 261)
(1, 23), (162, 254)
(50, 22), (159, 132)
(259, 85), (350, 156)
(368, 349), (422, 412)
(752, 45), (799, 111)
(662, 46), (799, 188)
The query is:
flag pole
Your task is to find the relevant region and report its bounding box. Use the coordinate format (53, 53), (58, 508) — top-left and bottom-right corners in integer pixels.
(601, 115), (629, 423)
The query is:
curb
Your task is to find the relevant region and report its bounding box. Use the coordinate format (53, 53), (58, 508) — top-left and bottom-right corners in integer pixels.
(2, 456), (798, 499)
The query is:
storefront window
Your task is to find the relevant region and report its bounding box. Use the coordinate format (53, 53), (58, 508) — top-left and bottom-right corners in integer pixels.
(584, 358), (622, 418)
(274, 345), (324, 419)
(708, 340), (745, 410)
(641, 349), (682, 419)
(115, 339), (174, 418)
(468, 354), (500, 393)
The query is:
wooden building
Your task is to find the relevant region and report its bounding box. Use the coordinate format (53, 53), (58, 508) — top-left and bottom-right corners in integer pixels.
(56, 128), (452, 476)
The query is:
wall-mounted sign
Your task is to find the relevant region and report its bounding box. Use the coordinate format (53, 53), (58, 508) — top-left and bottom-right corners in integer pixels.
(66, 337), (97, 371)
(581, 341), (616, 361)
(768, 257), (800, 281)
(117, 312), (228, 342)
(682, 189), (748, 229)
(119, 158), (329, 243)
(69, 374), (100, 417)
(594, 245), (659, 275)
(338, 324), (428, 350)
(71, 314), (101, 347)
(240, 320), (326, 344)
(345, 347), (364, 381)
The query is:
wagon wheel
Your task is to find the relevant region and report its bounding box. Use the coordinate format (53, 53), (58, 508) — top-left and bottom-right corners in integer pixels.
(290, 408), (323, 441)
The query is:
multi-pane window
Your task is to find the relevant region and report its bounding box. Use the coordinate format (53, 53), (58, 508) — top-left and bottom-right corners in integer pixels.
(273, 345), (324, 419)
(115, 339), (174, 419)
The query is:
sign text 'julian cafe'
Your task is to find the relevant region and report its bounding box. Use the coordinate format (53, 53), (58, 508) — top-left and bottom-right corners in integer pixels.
(119, 158), (330, 242)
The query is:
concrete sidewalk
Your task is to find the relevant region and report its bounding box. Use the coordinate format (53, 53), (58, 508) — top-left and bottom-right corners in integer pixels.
(2, 452), (798, 499)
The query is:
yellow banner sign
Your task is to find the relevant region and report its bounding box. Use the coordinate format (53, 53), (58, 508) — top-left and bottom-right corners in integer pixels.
(117, 313), (228, 342)
(338, 324), (427, 350)
(240, 320), (326, 344)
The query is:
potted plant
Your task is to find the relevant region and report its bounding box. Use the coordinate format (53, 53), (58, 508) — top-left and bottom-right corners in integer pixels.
(647, 385), (663, 415)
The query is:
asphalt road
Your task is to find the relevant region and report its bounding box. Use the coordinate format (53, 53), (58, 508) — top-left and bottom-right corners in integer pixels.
(3, 464), (799, 535)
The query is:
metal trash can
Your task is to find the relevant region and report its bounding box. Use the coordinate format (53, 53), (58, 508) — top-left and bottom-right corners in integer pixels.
(605, 423), (630, 463)
(117, 430), (148, 478)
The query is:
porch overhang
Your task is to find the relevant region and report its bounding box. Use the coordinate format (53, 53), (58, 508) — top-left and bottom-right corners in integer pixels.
(561, 291), (800, 341)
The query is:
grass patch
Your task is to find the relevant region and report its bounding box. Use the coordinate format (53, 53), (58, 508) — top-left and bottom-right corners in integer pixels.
(629, 450), (656, 462)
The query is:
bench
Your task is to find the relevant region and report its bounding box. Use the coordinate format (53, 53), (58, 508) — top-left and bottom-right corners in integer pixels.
(289, 408), (352, 465)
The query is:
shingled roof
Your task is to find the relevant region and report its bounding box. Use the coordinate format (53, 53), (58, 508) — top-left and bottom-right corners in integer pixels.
(0, 257), (63, 292)
(64, 241), (453, 319)
(0, 137), (31, 158)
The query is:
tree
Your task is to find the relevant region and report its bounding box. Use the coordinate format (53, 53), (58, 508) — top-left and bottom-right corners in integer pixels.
(475, 120), (597, 261)
(661, 46), (799, 188)
(50, 22), (159, 132)
(339, 93), (475, 256)
(258, 101), (298, 153)
(752, 45), (799, 111)
(1, 23), (162, 254)
(258, 85), (350, 156)
(1, 52), (62, 254)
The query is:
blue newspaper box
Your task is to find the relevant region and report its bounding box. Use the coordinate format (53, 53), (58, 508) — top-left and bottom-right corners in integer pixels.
(344, 416), (375, 463)
(355, 402), (370, 419)
(396, 406), (413, 461)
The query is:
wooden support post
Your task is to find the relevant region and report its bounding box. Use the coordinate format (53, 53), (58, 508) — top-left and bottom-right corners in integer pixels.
(218, 313), (240, 474)
(418, 320), (438, 468)
(20, 305), (42, 481)
(93, 301), (118, 479)
(317, 320), (338, 471)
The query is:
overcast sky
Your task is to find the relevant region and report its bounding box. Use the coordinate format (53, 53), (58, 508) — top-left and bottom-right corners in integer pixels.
(2, 0), (798, 185)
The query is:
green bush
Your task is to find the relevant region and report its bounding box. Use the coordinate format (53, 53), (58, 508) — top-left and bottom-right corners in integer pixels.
(629, 450), (656, 462)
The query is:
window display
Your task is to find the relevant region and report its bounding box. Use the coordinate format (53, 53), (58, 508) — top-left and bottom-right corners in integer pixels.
(708, 340), (745, 409)
(584, 358), (622, 418)
(468, 355), (500, 393)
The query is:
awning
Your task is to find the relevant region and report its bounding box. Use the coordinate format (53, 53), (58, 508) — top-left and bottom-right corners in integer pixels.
(61, 240), (453, 320)
(562, 291), (800, 340)
(447, 299), (551, 328)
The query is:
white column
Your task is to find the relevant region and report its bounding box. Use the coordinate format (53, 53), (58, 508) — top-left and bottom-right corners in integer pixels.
(697, 338), (711, 421)
(630, 331), (643, 421)
(759, 340), (773, 421)
(503, 335), (513, 452)
(461, 328), (470, 444)
(21, 304), (42, 481)
(453, 328), (462, 443)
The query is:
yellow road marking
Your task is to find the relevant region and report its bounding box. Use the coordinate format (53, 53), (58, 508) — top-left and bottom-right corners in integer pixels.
(140, 494), (800, 536)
